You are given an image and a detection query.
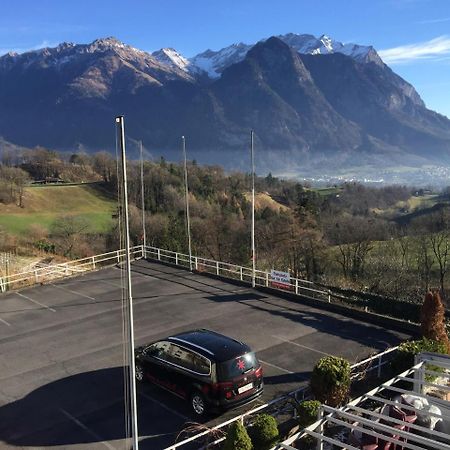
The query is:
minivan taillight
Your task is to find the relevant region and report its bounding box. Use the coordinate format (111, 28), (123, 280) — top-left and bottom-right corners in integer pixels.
(212, 381), (233, 391)
(212, 381), (234, 398)
(255, 366), (263, 378)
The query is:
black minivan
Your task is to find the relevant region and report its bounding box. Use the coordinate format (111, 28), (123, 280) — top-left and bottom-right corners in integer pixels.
(135, 329), (264, 416)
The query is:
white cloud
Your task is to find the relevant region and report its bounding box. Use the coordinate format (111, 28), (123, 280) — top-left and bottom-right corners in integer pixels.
(416, 17), (450, 24)
(0, 40), (56, 56)
(379, 35), (450, 64)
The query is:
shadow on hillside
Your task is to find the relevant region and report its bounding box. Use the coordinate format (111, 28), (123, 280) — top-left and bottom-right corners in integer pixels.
(88, 181), (117, 200)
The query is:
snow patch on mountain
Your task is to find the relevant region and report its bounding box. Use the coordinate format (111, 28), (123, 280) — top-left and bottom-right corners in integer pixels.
(152, 48), (190, 72)
(189, 43), (251, 79)
(183, 33), (384, 79)
(0, 36), (196, 84)
(0, 33), (383, 81)
(278, 33), (382, 64)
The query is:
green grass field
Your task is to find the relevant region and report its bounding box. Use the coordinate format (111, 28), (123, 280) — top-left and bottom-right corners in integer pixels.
(0, 184), (116, 236)
(405, 194), (439, 210)
(311, 186), (342, 197)
(370, 194), (441, 220)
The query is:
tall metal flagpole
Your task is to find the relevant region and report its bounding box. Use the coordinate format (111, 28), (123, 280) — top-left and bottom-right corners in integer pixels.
(116, 116), (139, 450)
(182, 136), (193, 271)
(139, 140), (147, 255)
(251, 130), (256, 288)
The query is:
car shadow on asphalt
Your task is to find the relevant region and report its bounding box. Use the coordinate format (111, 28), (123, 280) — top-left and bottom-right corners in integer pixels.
(263, 372), (309, 385)
(0, 363), (299, 449)
(0, 366), (197, 449)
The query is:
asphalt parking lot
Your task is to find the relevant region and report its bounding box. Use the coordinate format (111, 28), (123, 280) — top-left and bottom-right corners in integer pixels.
(0, 259), (411, 449)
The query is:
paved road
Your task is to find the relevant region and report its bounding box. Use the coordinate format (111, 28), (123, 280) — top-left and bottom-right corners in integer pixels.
(0, 259), (410, 449)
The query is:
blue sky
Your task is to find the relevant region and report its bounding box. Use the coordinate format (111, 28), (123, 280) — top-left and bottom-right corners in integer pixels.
(1, 0), (450, 117)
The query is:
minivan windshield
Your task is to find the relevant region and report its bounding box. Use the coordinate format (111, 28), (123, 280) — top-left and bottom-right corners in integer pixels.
(218, 352), (258, 380)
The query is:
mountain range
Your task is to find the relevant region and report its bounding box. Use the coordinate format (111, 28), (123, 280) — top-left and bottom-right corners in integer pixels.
(0, 33), (450, 177)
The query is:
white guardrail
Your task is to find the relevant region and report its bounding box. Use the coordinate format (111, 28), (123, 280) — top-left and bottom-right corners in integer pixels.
(0, 246), (143, 292)
(0, 245), (329, 301)
(143, 245), (331, 302)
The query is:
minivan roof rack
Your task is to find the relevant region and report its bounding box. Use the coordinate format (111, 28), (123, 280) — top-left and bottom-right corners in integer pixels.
(169, 336), (215, 356)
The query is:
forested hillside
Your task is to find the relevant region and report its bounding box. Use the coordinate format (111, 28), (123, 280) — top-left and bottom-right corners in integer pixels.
(1, 146), (450, 303)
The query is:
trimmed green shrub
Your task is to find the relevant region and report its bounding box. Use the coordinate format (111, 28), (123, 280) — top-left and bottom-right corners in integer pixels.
(223, 420), (252, 450)
(391, 338), (447, 380)
(310, 356), (351, 407)
(297, 400), (321, 429)
(249, 414), (279, 450)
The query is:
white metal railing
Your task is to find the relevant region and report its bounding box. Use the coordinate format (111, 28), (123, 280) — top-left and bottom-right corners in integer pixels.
(164, 346), (400, 450)
(143, 246), (421, 326)
(0, 246), (143, 292)
(351, 346), (399, 380)
(143, 245), (330, 302)
(0, 244), (327, 300)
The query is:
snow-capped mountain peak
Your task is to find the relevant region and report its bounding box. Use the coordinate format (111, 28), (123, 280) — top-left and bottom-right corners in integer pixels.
(189, 42), (251, 78)
(151, 47), (190, 72)
(277, 33), (381, 64)
(177, 33), (383, 80)
(319, 34), (336, 52)
(0, 37), (196, 83)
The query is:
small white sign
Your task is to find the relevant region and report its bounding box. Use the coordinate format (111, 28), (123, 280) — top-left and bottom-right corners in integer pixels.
(270, 269), (291, 289)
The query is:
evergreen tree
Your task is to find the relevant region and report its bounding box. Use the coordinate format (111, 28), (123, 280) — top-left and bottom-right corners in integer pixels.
(223, 421), (252, 450)
(310, 356), (351, 407)
(421, 291), (450, 353)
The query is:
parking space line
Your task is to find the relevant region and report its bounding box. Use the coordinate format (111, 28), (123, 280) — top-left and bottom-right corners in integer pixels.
(59, 408), (116, 450)
(139, 392), (189, 421)
(50, 283), (96, 301)
(98, 279), (123, 288)
(0, 316), (11, 326)
(260, 359), (292, 373)
(16, 292), (56, 312)
(272, 336), (332, 356)
(258, 358), (306, 380)
(139, 432), (175, 441)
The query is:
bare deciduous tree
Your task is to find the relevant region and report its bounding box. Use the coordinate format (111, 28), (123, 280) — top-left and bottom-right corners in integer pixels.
(92, 151), (115, 183)
(327, 215), (379, 282)
(430, 231), (450, 297)
(50, 215), (89, 258)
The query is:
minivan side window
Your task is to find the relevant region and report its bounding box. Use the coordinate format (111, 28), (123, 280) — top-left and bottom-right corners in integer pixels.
(146, 341), (171, 360)
(166, 344), (211, 375)
(192, 354), (211, 375)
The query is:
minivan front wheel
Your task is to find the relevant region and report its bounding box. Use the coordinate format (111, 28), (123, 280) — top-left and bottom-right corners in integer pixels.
(190, 391), (206, 416)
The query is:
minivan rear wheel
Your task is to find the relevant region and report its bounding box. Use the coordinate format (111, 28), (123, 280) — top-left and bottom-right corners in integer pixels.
(190, 391), (206, 416)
